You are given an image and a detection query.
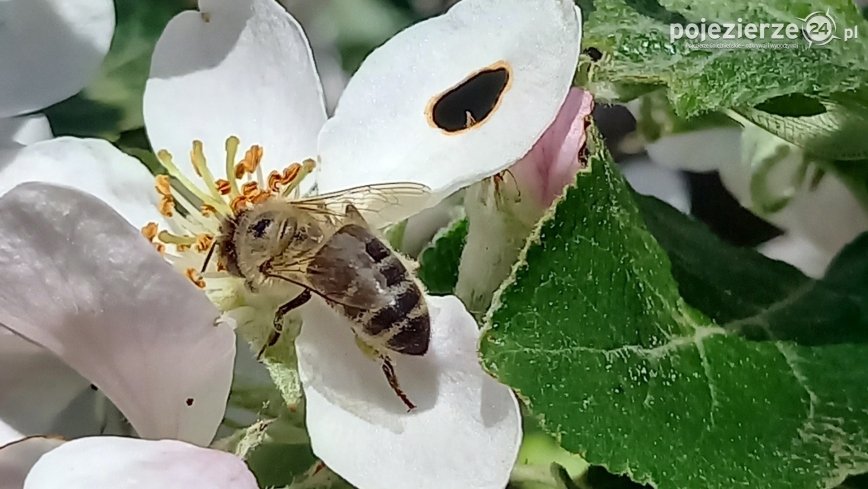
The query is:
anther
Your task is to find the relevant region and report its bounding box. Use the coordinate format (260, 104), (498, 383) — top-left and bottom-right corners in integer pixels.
(230, 196), (250, 214)
(195, 234), (215, 253)
(155, 175), (172, 197)
(234, 162), (246, 180)
(251, 191), (271, 204)
(241, 181), (260, 197)
(215, 179), (231, 195)
(140, 222), (158, 242)
(185, 268), (207, 289)
(268, 170), (282, 192)
(159, 196), (175, 217)
(241, 145), (263, 174)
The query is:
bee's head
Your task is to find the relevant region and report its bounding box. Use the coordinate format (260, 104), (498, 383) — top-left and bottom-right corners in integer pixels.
(222, 205), (294, 278)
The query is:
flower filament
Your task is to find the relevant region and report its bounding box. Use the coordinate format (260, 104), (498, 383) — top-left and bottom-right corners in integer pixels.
(141, 136), (315, 288)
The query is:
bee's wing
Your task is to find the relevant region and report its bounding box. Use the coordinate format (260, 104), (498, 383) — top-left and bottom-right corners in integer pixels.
(292, 182), (432, 226)
(263, 225), (395, 311)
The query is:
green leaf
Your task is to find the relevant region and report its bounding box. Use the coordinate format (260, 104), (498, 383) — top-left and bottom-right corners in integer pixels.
(417, 218), (468, 295)
(480, 135), (868, 489)
(45, 0), (188, 141)
(734, 93), (868, 161)
(581, 0), (868, 118)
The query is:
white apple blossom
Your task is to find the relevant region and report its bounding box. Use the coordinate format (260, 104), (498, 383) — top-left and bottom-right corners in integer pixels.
(0, 183), (240, 487)
(0, 0), (583, 487)
(627, 102), (868, 277)
(0, 436), (258, 489)
(0, 0), (114, 146)
(2, 3), (248, 483)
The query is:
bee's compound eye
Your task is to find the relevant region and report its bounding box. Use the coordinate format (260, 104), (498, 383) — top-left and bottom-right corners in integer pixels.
(250, 217), (273, 238)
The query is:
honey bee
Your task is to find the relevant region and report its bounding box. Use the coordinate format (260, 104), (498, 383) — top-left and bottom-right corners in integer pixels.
(213, 183), (432, 410)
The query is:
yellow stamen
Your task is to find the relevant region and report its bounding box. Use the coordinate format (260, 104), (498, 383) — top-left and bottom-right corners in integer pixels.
(177, 243), (192, 252)
(195, 234), (215, 253)
(281, 159), (317, 197)
(200, 204), (217, 217)
(251, 191), (271, 204)
(230, 196), (250, 214)
(156, 150), (231, 216)
(190, 140), (225, 204)
(155, 175), (172, 197)
(185, 268), (207, 289)
(159, 196), (175, 217)
(140, 222), (158, 242)
(224, 136), (242, 198)
(241, 181), (260, 197)
(157, 231), (197, 246)
(215, 179), (232, 196)
(154, 243), (166, 256)
(241, 145), (263, 175)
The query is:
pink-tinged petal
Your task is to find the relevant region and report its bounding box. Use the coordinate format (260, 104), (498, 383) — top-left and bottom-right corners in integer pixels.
(510, 88), (594, 207)
(0, 0), (114, 118)
(145, 0), (326, 186)
(0, 137), (165, 229)
(0, 184), (235, 446)
(297, 296), (522, 489)
(0, 436), (64, 489)
(23, 437), (258, 489)
(0, 330), (92, 446)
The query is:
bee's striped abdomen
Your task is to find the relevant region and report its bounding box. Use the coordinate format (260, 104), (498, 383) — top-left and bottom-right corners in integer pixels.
(308, 224), (430, 356)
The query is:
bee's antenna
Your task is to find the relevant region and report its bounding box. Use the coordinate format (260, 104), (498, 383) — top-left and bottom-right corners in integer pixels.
(201, 242), (218, 273)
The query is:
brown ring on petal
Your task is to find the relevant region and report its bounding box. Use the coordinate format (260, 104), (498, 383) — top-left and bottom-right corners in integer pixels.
(425, 61), (513, 135)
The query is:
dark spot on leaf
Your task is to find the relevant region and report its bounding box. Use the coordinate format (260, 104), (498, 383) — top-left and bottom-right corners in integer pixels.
(89, 384), (98, 391)
(625, 0), (687, 25)
(428, 63), (511, 133)
(186, 398), (194, 406)
(584, 47), (603, 61)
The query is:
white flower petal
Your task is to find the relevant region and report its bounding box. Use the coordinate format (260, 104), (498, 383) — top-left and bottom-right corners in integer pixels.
(720, 127), (868, 255)
(644, 127), (742, 173)
(0, 184), (235, 446)
(297, 295), (521, 489)
(0, 114), (53, 147)
(758, 235), (831, 279)
(0, 137), (164, 228)
(23, 437), (258, 489)
(0, 330), (92, 446)
(0, 0), (114, 118)
(145, 0), (327, 184)
(318, 0), (581, 218)
(0, 436), (64, 489)
(621, 159), (690, 213)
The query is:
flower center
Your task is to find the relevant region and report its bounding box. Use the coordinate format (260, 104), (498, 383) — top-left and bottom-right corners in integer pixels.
(140, 136), (315, 289)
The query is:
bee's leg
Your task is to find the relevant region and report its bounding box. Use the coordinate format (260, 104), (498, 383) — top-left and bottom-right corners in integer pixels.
(381, 356), (416, 411)
(257, 288), (313, 359)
